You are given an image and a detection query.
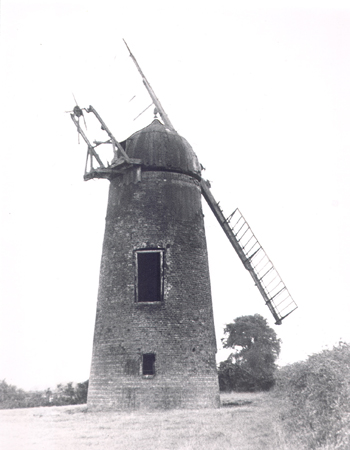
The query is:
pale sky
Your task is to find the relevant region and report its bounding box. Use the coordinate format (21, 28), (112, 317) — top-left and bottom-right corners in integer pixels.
(1, 1), (350, 390)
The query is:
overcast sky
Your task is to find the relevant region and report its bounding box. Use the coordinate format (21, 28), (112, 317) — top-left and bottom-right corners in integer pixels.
(1, 0), (350, 390)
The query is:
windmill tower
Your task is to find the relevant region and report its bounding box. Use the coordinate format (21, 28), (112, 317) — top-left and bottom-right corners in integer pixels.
(70, 43), (297, 411)
(87, 119), (220, 410)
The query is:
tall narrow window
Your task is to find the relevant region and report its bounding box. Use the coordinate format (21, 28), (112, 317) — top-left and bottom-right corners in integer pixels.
(136, 250), (163, 302)
(142, 353), (156, 376)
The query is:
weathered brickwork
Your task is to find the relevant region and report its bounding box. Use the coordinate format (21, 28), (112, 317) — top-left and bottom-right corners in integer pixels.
(87, 121), (220, 410)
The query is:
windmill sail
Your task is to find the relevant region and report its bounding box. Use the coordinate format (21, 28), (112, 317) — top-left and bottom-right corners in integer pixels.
(121, 41), (297, 324)
(123, 39), (176, 132)
(200, 179), (297, 324)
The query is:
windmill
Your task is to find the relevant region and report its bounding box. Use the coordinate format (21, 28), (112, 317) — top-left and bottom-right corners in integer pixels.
(71, 43), (297, 325)
(122, 40), (298, 325)
(70, 42), (297, 410)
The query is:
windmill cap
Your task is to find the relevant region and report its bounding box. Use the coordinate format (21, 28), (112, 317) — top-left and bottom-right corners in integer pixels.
(120, 119), (201, 179)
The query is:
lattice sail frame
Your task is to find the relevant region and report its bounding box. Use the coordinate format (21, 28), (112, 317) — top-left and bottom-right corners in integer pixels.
(200, 179), (297, 324)
(230, 209), (298, 324)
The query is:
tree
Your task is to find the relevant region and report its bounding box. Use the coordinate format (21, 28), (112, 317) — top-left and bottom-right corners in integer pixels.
(219, 314), (281, 391)
(0, 380), (26, 409)
(0, 380), (89, 409)
(75, 380), (89, 404)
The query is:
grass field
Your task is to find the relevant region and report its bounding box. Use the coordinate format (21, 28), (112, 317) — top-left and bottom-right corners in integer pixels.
(0, 392), (295, 450)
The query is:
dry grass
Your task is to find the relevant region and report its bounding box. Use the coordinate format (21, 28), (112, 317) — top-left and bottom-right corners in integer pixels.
(0, 392), (295, 450)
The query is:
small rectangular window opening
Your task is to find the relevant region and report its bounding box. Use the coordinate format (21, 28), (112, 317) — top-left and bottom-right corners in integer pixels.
(142, 353), (156, 376)
(136, 251), (163, 302)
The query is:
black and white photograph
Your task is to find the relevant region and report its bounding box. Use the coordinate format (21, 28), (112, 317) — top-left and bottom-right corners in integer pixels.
(1, 1), (350, 448)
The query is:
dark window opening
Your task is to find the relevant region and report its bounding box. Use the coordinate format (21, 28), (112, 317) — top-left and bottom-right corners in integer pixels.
(137, 251), (162, 302)
(142, 353), (156, 376)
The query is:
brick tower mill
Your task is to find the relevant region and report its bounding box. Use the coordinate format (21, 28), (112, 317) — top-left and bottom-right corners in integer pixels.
(70, 42), (298, 411)
(83, 116), (220, 410)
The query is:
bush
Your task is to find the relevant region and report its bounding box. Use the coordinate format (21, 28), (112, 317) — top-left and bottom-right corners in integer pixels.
(0, 380), (27, 409)
(218, 360), (275, 392)
(274, 342), (350, 449)
(51, 380), (89, 406)
(0, 379), (89, 409)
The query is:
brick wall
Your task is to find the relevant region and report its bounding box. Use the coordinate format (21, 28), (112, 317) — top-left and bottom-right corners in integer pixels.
(87, 170), (220, 410)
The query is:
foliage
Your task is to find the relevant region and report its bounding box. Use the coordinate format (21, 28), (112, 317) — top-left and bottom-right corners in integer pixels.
(50, 381), (89, 406)
(0, 379), (89, 409)
(0, 379), (27, 409)
(219, 314), (281, 391)
(273, 342), (350, 450)
(75, 380), (89, 404)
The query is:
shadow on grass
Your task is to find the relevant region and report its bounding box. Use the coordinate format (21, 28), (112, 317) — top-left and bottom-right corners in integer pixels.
(221, 400), (253, 407)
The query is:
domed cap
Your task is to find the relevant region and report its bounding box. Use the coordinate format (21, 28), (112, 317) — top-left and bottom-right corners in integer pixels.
(122, 119), (201, 179)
